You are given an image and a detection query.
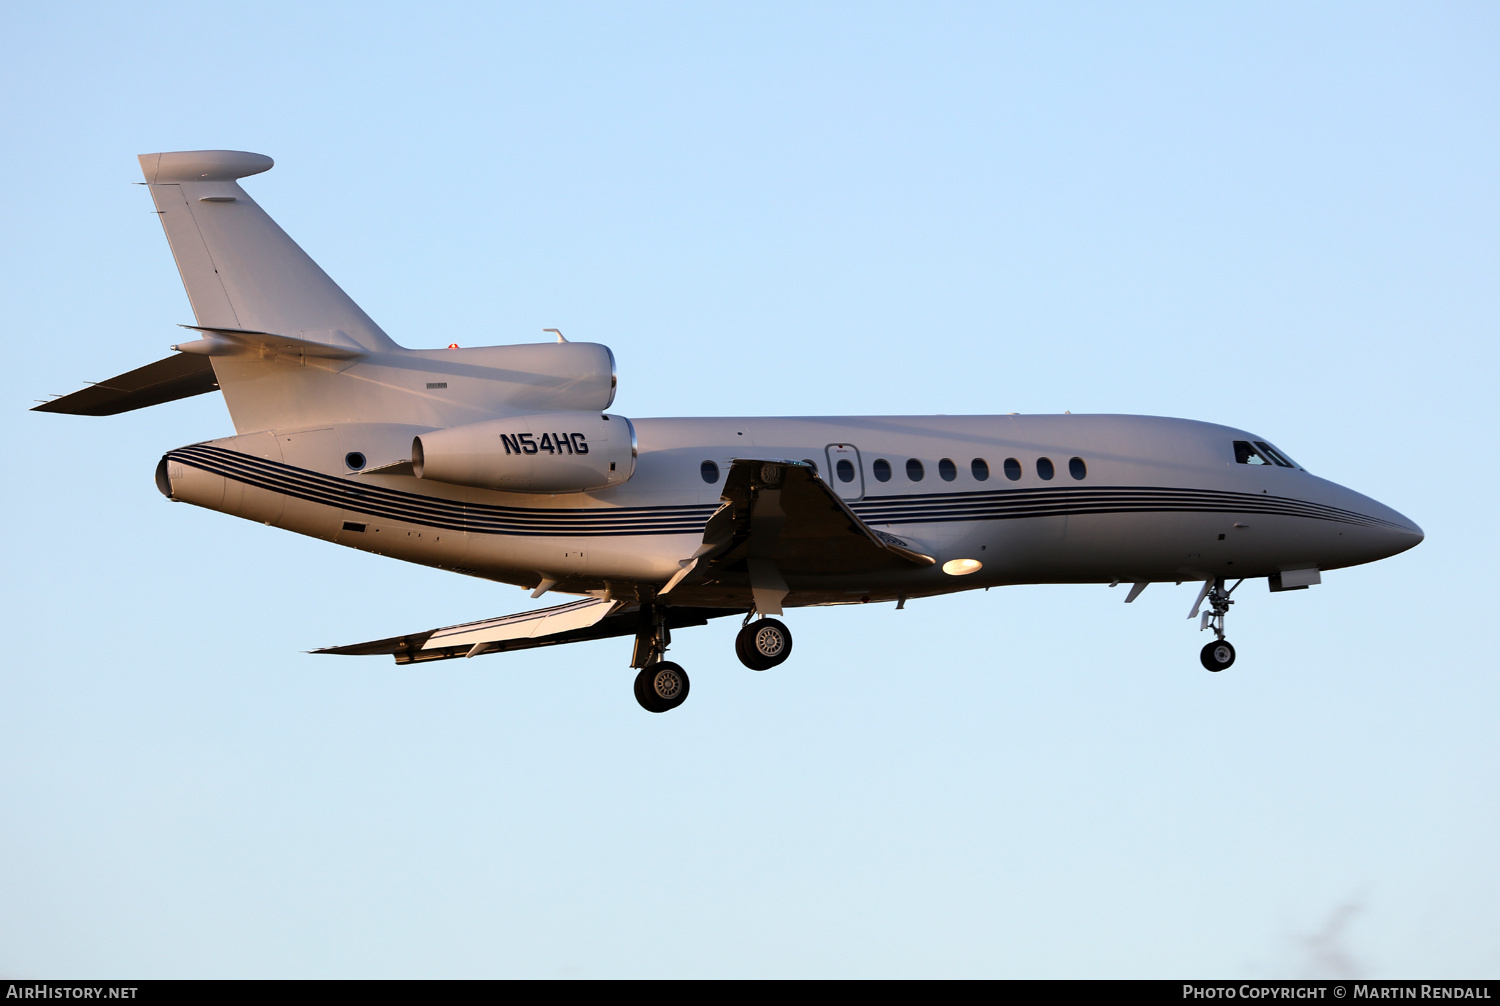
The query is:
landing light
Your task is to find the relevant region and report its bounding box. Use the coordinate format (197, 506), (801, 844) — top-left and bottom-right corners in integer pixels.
(942, 558), (982, 576)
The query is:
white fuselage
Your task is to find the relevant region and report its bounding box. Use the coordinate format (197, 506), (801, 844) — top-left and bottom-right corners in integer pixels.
(39, 150), (1424, 695)
(160, 411), (1422, 608)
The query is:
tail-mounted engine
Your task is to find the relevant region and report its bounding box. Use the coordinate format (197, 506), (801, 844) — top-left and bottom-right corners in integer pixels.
(412, 412), (636, 493)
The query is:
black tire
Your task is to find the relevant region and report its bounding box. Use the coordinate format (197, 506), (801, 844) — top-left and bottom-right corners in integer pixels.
(634, 661), (690, 712)
(1200, 640), (1236, 672)
(633, 667), (654, 710)
(735, 618), (793, 671)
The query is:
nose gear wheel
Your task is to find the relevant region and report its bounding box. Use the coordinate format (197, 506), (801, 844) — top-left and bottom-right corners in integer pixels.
(1200, 640), (1236, 671)
(1190, 576), (1243, 672)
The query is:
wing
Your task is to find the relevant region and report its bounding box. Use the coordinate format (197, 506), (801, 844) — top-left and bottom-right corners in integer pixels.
(32, 353), (219, 416)
(662, 459), (934, 613)
(313, 596), (738, 665)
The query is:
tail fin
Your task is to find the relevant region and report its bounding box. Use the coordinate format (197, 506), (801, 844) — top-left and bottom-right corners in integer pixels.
(139, 151), (397, 353)
(110, 151), (615, 436)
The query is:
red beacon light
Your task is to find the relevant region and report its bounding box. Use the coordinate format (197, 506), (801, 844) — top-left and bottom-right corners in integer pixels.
(447, 343), (459, 349)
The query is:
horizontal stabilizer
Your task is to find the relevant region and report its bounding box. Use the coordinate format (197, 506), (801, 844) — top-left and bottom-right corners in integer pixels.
(173, 325), (366, 361)
(32, 353), (218, 415)
(314, 598), (738, 664)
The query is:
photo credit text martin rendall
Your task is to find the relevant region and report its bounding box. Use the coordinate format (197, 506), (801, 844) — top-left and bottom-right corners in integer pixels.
(1182, 987), (1492, 1000)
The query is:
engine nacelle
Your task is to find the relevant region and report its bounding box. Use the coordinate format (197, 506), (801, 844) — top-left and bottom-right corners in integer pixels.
(412, 412), (636, 493)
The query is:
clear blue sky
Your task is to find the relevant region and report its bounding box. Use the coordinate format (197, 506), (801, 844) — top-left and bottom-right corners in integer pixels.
(2, 1), (1495, 978)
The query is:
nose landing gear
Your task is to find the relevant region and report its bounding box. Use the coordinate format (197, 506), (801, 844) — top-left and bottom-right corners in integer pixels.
(1190, 577), (1243, 672)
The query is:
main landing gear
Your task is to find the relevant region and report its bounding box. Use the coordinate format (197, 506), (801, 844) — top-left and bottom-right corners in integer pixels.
(635, 661), (689, 713)
(735, 616), (793, 671)
(631, 602), (690, 713)
(628, 604), (798, 711)
(1191, 576), (1243, 672)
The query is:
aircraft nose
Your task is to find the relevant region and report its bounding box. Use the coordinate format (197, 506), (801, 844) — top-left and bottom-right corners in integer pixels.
(1378, 516), (1423, 559)
(1351, 497), (1424, 563)
(1393, 514), (1424, 544)
(1377, 497), (1422, 542)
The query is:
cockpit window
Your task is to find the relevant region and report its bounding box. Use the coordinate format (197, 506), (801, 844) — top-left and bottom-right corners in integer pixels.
(1233, 441), (1273, 465)
(1235, 440), (1301, 469)
(1255, 441), (1298, 469)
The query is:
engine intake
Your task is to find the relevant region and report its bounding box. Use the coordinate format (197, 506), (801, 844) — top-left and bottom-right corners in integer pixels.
(412, 412), (636, 493)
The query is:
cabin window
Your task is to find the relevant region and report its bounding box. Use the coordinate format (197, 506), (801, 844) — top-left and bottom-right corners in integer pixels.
(1037, 457), (1055, 480)
(906, 458), (925, 481)
(345, 452), (366, 471)
(1069, 457), (1087, 480)
(836, 458), (856, 483)
(1255, 441), (1296, 468)
(971, 458), (989, 481)
(1233, 441), (1274, 466)
(873, 458), (892, 482)
(700, 460), (720, 483)
(1003, 458), (1022, 481)
(938, 458), (957, 481)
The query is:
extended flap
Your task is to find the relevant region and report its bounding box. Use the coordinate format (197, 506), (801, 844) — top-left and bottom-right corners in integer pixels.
(314, 598), (736, 665)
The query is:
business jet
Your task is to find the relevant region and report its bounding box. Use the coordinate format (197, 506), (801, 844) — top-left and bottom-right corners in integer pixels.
(34, 150), (1423, 712)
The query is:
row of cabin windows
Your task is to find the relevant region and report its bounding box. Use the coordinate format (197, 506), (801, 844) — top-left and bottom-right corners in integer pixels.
(702, 442), (1303, 483)
(869, 456), (1087, 483)
(699, 456), (1088, 484)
